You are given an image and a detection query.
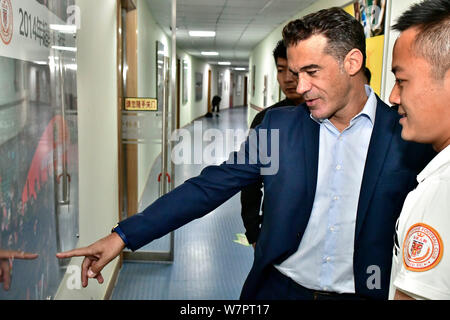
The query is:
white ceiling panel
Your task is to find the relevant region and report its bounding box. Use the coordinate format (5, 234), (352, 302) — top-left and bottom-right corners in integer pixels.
(145, 0), (318, 67)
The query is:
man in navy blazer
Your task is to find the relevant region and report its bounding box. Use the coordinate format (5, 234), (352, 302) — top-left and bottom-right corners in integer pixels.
(57, 8), (434, 300)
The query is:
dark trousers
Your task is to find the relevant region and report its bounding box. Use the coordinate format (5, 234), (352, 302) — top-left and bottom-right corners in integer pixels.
(212, 104), (220, 112)
(251, 266), (367, 300)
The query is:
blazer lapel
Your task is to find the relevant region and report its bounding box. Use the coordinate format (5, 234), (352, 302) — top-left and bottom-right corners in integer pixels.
(302, 108), (320, 217)
(355, 99), (397, 242)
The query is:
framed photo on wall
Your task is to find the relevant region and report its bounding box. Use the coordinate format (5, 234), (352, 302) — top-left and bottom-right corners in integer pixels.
(218, 72), (223, 96)
(252, 65), (256, 96)
(353, 0), (387, 38)
(195, 72), (203, 101)
(182, 60), (188, 104)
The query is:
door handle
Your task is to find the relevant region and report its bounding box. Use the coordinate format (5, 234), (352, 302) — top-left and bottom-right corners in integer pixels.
(56, 173), (71, 205)
(56, 54), (71, 206)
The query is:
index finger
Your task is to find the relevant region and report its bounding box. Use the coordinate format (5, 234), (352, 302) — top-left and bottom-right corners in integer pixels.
(0, 251), (39, 260)
(56, 247), (92, 259)
(16, 252), (39, 260)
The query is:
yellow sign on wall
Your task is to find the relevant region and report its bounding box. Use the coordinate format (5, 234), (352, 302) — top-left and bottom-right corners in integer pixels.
(366, 35), (385, 95)
(344, 1), (388, 96)
(344, 3), (355, 16)
(125, 98), (158, 111)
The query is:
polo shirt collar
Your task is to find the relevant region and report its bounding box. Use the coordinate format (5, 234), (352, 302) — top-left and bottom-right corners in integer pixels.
(417, 144), (450, 183)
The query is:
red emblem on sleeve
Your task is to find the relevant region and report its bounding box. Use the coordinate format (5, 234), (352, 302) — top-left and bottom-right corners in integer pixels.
(403, 223), (443, 272)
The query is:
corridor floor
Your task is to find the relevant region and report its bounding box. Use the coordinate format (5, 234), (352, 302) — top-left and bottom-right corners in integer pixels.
(111, 107), (255, 300)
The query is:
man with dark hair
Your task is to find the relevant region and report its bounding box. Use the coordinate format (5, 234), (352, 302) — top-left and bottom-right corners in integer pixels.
(257, 6), (433, 300)
(388, 0), (450, 300)
(364, 67), (372, 84)
(57, 7), (434, 300)
(240, 40), (304, 247)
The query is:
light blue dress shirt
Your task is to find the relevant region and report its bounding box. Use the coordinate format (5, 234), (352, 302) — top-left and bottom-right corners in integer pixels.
(275, 85), (377, 294)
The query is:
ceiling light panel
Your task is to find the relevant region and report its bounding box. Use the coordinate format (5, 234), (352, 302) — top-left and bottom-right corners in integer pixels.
(201, 52), (219, 56)
(189, 31), (216, 37)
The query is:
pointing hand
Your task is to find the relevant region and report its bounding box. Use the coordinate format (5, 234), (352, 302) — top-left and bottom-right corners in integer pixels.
(0, 250), (39, 291)
(56, 233), (125, 287)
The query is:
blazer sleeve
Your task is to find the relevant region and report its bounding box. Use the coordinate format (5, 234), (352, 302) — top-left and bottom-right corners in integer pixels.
(118, 117), (276, 251)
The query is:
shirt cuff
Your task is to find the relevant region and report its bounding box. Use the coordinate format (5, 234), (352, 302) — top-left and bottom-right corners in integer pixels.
(112, 224), (129, 247)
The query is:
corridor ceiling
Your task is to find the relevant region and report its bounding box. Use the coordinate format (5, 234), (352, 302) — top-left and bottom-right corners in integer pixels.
(145, 0), (318, 68)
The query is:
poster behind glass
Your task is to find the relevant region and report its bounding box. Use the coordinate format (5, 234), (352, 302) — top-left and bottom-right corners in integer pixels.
(0, 0), (79, 300)
(353, 0), (387, 38)
(252, 65), (256, 97)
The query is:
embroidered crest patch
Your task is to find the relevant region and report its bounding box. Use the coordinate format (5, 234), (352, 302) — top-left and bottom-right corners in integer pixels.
(403, 223), (443, 272)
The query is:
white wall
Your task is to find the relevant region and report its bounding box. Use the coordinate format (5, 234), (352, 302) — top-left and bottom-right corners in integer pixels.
(177, 51), (195, 128)
(217, 67), (231, 111)
(177, 52), (212, 127)
(136, 0), (170, 201)
(184, 55), (215, 126)
(55, 0), (120, 300)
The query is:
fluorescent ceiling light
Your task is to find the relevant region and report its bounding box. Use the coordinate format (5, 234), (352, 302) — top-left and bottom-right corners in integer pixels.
(189, 31), (216, 37)
(234, 67), (246, 71)
(201, 51), (219, 56)
(50, 24), (77, 34)
(52, 45), (77, 52)
(218, 62), (231, 65)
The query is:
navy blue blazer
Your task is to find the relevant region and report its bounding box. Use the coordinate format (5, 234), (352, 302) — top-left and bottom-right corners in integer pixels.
(119, 97), (434, 300)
